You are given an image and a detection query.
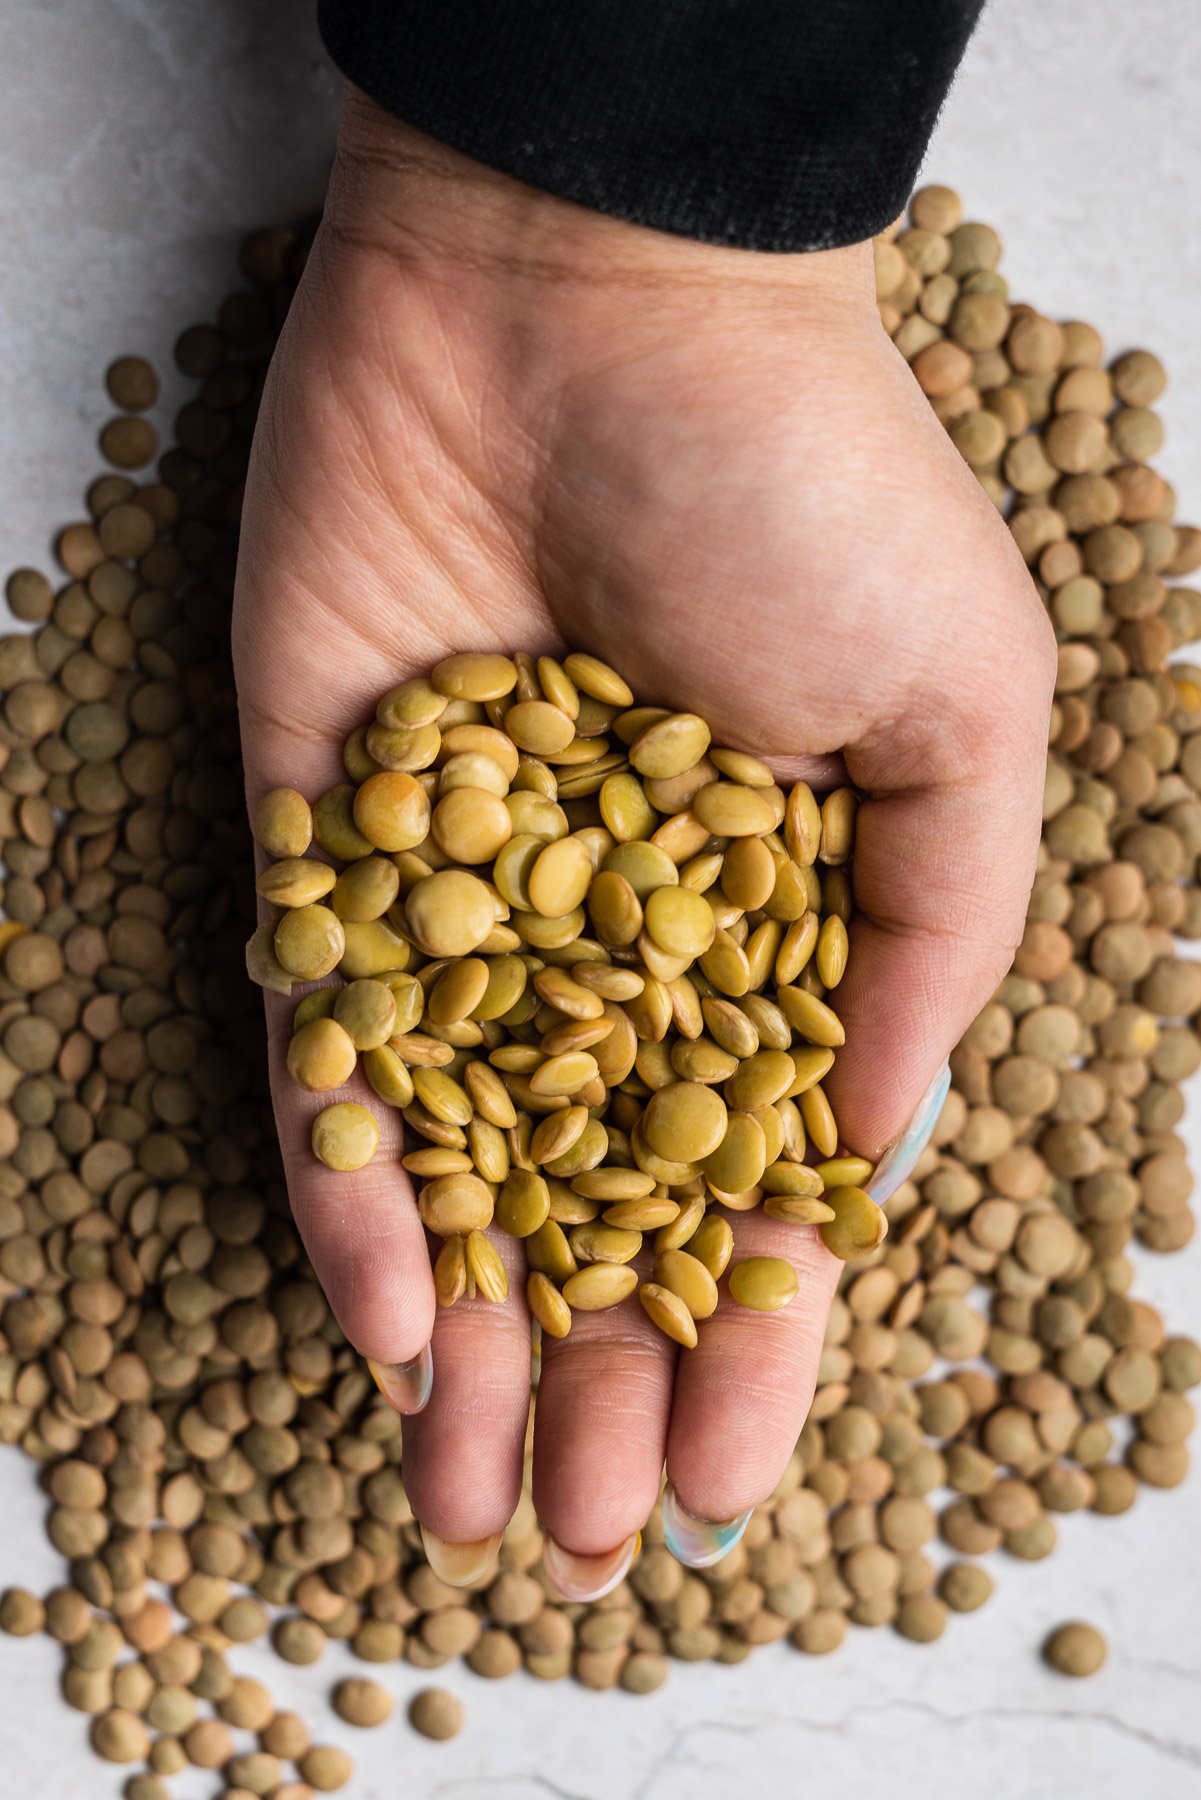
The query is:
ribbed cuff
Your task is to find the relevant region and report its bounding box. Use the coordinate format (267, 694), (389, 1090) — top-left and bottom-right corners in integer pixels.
(317, 0), (984, 254)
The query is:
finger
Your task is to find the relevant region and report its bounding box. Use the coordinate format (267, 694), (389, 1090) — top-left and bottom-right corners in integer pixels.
(229, 326), (548, 1398)
(532, 1253), (675, 1587)
(666, 1211), (838, 1527)
(232, 464), (449, 1376)
(830, 637), (1056, 1161)
(244, 704), (436, 1373)
(400, 1231), (532, 1552)
(263, 997), (436, 1367)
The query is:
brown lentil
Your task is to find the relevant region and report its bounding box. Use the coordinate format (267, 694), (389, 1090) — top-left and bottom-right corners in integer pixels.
(408, 1687), (465, 1741)
(331, 1677), (393, 1728)
(1043, 1620), (1108, 1677)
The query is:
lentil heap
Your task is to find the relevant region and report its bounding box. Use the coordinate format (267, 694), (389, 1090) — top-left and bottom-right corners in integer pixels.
(254, 651), (868, 1343)
(0, 182), (1196, 1792)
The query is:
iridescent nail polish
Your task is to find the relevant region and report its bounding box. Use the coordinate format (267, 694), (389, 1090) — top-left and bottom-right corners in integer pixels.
(661, 1483), (752, 1570)
(865, 1060), (951, 1206)
(366, 1344), (433, 1415)
(542, 1531), (640, 1603)
(419, 1526), (503, 1588)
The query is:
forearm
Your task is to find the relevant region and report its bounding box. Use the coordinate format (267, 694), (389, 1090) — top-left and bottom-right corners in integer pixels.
(325, 92), (877, 309)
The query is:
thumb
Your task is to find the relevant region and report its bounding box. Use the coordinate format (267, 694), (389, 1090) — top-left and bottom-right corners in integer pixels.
(826, 705), (1053, 1170)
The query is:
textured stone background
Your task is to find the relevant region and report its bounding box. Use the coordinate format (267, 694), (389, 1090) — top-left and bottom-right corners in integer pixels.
(0, 3), (1198, 1794)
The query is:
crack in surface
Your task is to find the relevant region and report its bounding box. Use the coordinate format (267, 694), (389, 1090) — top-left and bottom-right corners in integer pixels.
(1121, 1652), (1201, 1683)
(428, 1777), (593, 1800)
(628, 1697), (1201, 1798)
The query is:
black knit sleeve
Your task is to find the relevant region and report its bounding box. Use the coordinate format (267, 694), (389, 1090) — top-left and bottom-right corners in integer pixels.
(317, 1), (983, 254)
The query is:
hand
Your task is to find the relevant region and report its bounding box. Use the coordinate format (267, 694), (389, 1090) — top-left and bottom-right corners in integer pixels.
(232, 90), (1055, 1584)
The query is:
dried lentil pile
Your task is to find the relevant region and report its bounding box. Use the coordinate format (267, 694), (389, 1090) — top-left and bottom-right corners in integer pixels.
(0, 184), (1195, 1790)
(254, 653), (875, 1346)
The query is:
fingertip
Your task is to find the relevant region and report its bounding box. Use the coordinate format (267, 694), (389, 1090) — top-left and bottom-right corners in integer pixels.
(533, 1297), (674, 1556)
(282, 1195), (436, 1366)
(661, 1483), (752, 1568)
(402, 1234), (531, 1543)
(266, 1023), (437, 1364)
(825, 914), (982, 1158)
(666, 1218), (838, 1522)
(542, 1530), (640, 1603)
(368, 1343), (434, 1416)
(864, 1059), (950, 1204)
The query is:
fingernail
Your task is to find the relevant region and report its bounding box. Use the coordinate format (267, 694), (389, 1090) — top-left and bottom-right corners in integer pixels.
(419, 1525), (503, 1587)
(662, 1482), (752, 1569)
(366, 1344), (433, 1415)
(542, 1530), (640, 1602)
(865, 1059), (951, 1207)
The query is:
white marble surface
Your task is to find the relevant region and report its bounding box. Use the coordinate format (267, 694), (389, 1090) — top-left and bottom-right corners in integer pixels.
(1, 2), (1200, 1795)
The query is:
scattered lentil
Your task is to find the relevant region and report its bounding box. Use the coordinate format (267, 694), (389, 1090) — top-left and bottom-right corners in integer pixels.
(0, 183), (1195, 1795)
(408, 1687), (465, 1742)
(1043, 1621), (1108, 1677)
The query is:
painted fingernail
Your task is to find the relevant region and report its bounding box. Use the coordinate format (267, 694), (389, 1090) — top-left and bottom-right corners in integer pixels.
(419, 1525), (503, 1588)
(662, 1482), (752, 1570)
(366, 1344), (433, 1415)
(865, 1059), (951, 1206)
(542, 1530), (640, 1603)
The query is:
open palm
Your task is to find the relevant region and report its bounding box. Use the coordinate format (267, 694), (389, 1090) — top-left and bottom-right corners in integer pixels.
(232, 95), (1054, 1579)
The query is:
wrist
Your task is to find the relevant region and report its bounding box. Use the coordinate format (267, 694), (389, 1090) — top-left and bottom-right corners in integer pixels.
(329, 88), (876, 320)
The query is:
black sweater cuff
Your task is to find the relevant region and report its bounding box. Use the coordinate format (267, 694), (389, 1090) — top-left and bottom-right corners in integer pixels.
(318, 1), (983, 254)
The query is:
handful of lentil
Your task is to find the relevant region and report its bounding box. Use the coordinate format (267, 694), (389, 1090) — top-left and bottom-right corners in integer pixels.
(252, 652), (878, 1345)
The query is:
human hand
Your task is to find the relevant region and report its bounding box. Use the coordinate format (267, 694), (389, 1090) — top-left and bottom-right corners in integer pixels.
(232, 90), (1055, 1592)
